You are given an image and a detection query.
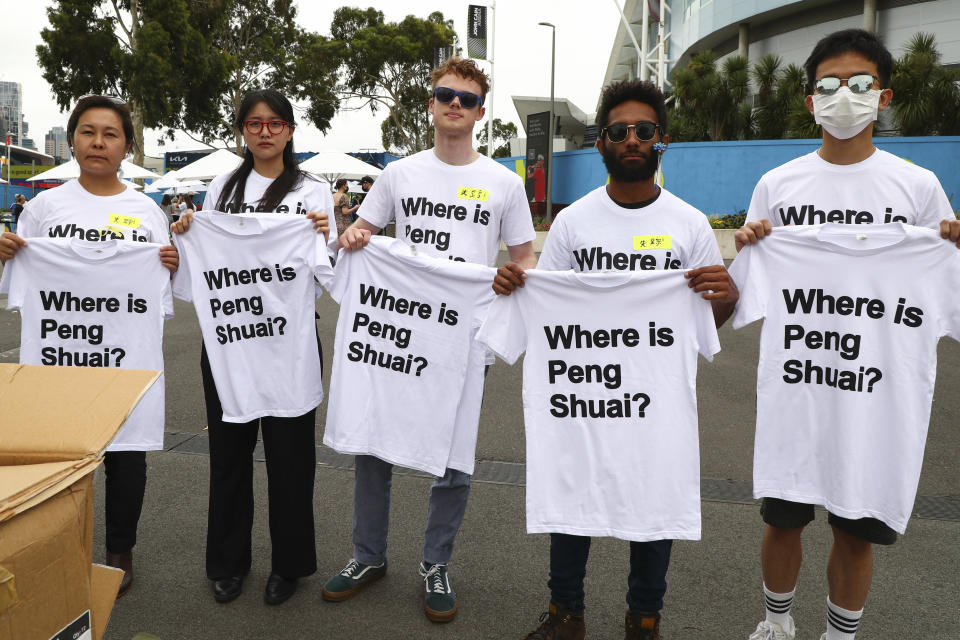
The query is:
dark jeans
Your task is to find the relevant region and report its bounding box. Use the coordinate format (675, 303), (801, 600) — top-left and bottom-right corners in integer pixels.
(201, 344), (319, 580)
(548, 533), (673, 612)
(104, 450), (147, 554)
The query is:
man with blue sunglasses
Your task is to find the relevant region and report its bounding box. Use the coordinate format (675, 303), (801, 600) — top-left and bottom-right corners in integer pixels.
(325, 56), (536, 623)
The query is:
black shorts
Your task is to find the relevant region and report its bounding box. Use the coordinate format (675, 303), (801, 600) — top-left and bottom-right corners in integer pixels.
(760, 497), (898, 546)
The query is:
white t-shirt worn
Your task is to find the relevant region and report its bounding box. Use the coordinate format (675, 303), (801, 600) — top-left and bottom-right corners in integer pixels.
(323, 236), (496, 476)
(0, 238), (173, 451)
(17, 178), (170, 245)
(173, 212), (334, 422)
(357, 149), (536, 266)
(538, 186), (723, 272)
(730, 224), (960, 533)
(205, 168), (339, 257)
(745, 149), (953, 230)
(477, 269), (720, 541)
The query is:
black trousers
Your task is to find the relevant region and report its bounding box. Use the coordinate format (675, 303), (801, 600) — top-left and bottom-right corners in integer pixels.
(201, 344), (319, 580)
(549, 533), (674, 612)
(103, 450), (147, 554)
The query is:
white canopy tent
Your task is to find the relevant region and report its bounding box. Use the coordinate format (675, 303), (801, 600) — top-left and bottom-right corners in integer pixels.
(299, 151), (382, 184)
(163, 181), (207, 195)
(170, 149), (243, 181)
(26, 159), (161, 182)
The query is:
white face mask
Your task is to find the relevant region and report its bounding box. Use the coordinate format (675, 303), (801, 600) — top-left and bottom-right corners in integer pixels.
(812, 87), (881, 139)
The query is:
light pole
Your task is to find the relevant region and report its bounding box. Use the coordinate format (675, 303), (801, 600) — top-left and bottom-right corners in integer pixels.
(538, 21), (555, 223)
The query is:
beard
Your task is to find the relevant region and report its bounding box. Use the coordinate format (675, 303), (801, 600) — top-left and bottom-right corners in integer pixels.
(601, 143), (659, 182)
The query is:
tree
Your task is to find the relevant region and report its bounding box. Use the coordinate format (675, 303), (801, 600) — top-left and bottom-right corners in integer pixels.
(669, 51), (752, 141)
(330, 7), (457, 155)
(751, 57), (810, 139)
(37, 0), (231, 165)
(185, 0), (341, 152)
(476, 118), (518, 157)
(890, 33), (960, 136)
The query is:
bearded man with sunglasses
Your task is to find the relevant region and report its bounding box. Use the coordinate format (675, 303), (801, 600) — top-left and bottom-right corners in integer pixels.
(325, 57), (536, 622)
(495, 80), (737, 640)
(734, 29), (960, 640)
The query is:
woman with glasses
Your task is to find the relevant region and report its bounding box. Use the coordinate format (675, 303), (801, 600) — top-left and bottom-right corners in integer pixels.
(171, 88), (334, 606)
(0, 94), (178, 598)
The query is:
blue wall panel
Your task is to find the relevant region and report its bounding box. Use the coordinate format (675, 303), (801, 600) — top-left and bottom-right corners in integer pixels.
(497, 136), (960, 217)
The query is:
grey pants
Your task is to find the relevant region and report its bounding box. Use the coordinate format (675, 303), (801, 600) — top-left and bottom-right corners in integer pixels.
(352, 454), (471, 566)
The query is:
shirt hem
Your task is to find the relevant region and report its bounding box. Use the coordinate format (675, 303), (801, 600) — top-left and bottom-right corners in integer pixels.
(526, 523), (700, 542)
(222, 398), (323, 424)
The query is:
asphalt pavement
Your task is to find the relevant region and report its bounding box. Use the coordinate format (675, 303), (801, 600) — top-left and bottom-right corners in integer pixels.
(0, 253), (958, 640)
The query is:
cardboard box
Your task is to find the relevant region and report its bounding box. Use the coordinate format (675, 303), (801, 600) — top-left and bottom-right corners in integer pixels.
(0, 364), (160, 640)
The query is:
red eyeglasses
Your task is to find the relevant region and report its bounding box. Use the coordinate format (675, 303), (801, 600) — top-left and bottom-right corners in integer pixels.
(244, 120), (290, 135)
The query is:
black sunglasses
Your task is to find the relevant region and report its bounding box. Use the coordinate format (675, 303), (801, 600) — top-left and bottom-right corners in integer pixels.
(433, 86), (484, 109)
(601, 121), (662, 143)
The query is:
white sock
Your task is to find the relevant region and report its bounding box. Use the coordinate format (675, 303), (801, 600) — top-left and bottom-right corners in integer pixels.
(763, 583), (795, 633)
(825, 596), (862, 640)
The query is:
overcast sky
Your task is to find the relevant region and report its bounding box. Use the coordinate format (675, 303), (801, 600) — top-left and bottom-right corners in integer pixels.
(2, 1), (622, 160)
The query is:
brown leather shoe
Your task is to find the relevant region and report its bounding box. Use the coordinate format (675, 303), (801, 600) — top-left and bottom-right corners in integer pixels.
(625, 609), (661, 640)
(105, 550), (133, 597)
(523, 602), (585, 640)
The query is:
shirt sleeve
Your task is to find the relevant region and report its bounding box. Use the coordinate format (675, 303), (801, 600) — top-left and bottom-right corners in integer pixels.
(728, 241), (769, 329)
(915, 171), (955, 230)
(324, 249), (350, 304)
(204, 177), (223, 213)
(171, 232), (194, 302)
(312, 232), (335, 291)
(745, 175), (773, 226)
(306, 181), (339, 259)
(686, 215), (724, 269)
(536, 215), (571, 271)
(940, 251), (960, 341)
(475, 291), (527, 365)
(693, 294), (721, 361)
(161, 273), (175, 321)
(499, 177), (537, 248)
(15, 198), (41, 238)
(355, 169), (393, 229)
(0, 250), (23, 305)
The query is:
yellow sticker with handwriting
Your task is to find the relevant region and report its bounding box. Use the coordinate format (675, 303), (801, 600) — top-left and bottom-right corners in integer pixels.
(457, 187), (489, 201)
(633, 235), (672, 250)
(108, 214), (141, 228)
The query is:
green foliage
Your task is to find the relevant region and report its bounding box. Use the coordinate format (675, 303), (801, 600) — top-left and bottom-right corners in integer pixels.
(669, 51), (752, 141)
(330, 7), (457, 155)
(708, 211), (746, 229)
(477, 118), (518, 158)
(180, 0), (340, 151)
(531, 216), (552, 231)
(751, 57), (811, 139)
(36, 0), (232, 161)
(890, 33), (960, 136)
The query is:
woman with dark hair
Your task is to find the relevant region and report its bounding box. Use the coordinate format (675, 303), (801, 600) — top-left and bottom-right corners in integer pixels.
(171, 88), (333, 606)
(0, 94), (178, 598)
(160, 194), (175, 224)
(333, 178), (352, 235)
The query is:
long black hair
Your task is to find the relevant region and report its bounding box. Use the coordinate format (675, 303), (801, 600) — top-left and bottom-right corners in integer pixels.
(216, 89), (314, 212)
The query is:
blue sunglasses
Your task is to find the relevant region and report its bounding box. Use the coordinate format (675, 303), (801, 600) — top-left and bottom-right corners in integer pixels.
(433, 86), (484, 109)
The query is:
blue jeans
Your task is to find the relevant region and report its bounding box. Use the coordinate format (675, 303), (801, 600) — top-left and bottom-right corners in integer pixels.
(352, 454), (471, 566)
(548, 533), (673, 612)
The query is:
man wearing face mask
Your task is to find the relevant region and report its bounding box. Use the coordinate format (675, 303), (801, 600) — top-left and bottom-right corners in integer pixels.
(735, 29), (960, 640)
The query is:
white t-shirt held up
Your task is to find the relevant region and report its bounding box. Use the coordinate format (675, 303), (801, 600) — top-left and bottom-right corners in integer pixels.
(477, 269), (720, 541)
(730, 224), (960, 532)
(173, 211), (333, 423)
(1, 238), (173, 451)
(323, 236), (496, 476)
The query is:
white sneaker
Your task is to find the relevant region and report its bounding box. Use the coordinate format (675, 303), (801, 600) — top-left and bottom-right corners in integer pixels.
(819, 635), (827, 640)
(747, 618), (796, 640)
